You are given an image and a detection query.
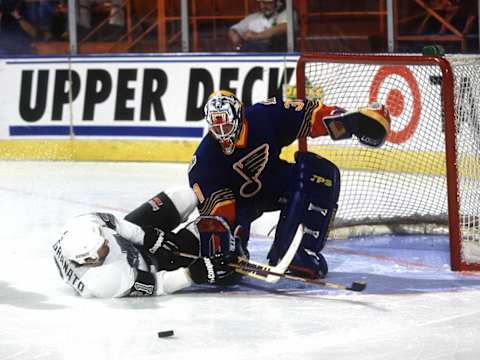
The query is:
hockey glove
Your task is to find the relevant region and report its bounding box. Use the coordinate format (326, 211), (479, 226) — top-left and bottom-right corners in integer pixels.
(195, 216), (245, 257)
(188, 253), (237, 284)
(142, 226), (199, 270)
(323, 103), (391, 147)
(310, 103), (346, 137)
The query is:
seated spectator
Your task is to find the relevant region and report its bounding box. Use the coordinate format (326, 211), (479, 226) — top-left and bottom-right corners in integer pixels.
(0, 0), (39, 54)
(228, 0), (290, 52)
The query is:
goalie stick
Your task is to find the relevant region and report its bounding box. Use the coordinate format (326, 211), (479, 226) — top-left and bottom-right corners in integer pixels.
(185, 216), (366, 290)
(232, 257), (366, 292)
(262, 225), (303, 283)
(174, 251), (367, 292)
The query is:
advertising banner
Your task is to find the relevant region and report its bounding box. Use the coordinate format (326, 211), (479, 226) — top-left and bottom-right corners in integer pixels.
(0, 54), (299, 141)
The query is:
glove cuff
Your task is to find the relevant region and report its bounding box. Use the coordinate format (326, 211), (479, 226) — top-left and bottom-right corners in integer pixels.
(311, 104), (346, 138)
(189, 258), (215, 284)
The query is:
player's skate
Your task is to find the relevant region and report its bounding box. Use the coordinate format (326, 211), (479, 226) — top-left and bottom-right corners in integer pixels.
(287, 248), (328, 279)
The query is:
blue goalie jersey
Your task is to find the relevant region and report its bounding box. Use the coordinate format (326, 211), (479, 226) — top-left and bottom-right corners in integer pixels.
(188, 97), (318, 239)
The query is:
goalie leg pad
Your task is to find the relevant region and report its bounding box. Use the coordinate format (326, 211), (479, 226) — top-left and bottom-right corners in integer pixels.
(267, 152), (340, 277)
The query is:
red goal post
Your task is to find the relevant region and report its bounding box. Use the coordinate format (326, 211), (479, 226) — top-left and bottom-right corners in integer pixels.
(295, 53), (480, 271)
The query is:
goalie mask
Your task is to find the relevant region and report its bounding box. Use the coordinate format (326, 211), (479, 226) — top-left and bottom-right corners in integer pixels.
(204, 90), (243, 155)
(61, 218), (108, 265)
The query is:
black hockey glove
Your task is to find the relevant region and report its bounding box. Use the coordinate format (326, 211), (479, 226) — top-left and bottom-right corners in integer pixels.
(142, 227), (197, 270)
(188, 253), (237, 284)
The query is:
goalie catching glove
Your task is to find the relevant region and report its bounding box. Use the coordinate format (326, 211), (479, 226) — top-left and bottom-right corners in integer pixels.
(314, 102), (391, 147)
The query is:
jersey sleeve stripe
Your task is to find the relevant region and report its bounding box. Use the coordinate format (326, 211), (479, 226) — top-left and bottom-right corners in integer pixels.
(298, 100), (320, 138)
(198, 188), (235, 215)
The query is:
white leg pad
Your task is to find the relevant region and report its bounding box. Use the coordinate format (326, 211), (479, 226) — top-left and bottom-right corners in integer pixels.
(164, 187), (198, 222)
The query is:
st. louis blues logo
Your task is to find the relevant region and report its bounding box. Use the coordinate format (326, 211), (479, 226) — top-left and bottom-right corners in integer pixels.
(233, 143), (269, 198)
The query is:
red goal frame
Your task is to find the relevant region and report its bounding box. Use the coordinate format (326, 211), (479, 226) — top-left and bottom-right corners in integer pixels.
(296, 52), (479, 272)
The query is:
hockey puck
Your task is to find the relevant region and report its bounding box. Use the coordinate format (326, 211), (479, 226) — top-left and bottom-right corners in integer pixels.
(157, 330), (174, 338)
(348, 281), (367, 292)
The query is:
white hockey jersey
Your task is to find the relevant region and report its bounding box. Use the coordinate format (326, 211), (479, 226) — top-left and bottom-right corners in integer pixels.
(52, 213), (193, 298)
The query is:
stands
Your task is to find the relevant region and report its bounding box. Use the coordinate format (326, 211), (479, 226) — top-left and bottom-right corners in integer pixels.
(11, 0), (480, 55)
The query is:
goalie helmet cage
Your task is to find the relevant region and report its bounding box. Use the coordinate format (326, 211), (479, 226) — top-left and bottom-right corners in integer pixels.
(296, 53), (480, 271)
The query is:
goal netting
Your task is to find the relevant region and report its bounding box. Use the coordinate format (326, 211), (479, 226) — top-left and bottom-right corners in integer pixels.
(296, 53), (480, 271)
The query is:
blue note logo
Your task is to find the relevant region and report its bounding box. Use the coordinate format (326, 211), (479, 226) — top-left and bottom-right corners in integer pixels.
(233, 143), (269, 198)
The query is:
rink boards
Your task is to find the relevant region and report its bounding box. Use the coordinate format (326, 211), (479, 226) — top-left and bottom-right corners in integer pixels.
(0, 54), (298, 162)
(0, 53), (478, 172)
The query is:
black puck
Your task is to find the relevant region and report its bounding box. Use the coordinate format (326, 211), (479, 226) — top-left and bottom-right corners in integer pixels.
(158, 330), (174, 338)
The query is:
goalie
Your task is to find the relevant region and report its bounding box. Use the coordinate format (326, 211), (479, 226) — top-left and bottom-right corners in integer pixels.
(52, 188), (238, 298)
(186, 91), (390, 280)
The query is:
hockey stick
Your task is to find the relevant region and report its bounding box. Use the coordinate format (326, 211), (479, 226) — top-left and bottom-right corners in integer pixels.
(232, 257), (367, 292)
(262, 225), (303, 283)
(175, 251), (366, 292)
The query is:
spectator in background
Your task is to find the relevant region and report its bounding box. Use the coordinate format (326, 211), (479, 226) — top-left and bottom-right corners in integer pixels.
(49, 1), (67, 40)
(23, 0), (56, 40)
(78, 0), (125, 38)
(228, 0), (291, 52)
(0, 0), (39, 54)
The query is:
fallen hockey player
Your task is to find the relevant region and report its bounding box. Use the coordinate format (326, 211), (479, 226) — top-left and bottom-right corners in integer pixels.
(52, 188), (239, 298)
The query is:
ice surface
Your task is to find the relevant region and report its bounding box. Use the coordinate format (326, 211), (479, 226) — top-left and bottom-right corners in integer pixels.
(1, 160), (480, 360)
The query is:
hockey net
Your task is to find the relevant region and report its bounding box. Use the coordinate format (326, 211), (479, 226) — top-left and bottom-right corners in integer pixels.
(296, 53), (480, 271)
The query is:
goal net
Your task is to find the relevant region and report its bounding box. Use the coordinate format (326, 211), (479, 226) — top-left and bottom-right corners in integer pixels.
(296, 53), (480, 271)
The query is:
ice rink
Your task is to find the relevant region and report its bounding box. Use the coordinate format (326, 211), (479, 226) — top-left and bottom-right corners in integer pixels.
(2, 160), (480, 360)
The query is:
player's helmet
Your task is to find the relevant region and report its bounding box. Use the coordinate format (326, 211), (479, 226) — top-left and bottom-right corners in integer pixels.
(204, 90), (243, 155)
(61, 218), (107, 265)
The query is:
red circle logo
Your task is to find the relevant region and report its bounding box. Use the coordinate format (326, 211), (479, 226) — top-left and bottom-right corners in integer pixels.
(369, 66), (422, 144)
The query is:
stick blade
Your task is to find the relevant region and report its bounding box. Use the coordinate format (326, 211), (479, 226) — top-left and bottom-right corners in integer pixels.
(346, 281), (367, 292)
